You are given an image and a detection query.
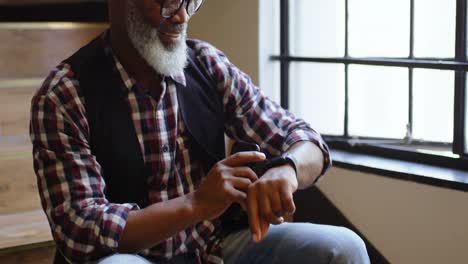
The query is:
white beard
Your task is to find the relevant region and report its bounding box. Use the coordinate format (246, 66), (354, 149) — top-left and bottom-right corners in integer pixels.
(125, 1), (188, 77)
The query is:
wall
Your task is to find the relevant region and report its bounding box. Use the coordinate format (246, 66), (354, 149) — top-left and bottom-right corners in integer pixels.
(319, 168), (468, 264)
(190, 1), (468, 264)
(0, 23), (107, 250)
(188, 0), (259, 84)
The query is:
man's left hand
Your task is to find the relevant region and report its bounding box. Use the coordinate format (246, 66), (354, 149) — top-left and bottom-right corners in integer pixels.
(246, 164), (298, 242)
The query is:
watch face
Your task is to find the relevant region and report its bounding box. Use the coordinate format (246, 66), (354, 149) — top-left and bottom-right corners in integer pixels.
(231, 141), (260, 154)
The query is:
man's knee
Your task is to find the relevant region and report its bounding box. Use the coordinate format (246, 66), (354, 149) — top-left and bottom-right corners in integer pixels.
(279, 223), (369, 264)
(318, 227), (370, 264)
(98, 254), (152, 264)
(223, 223), (370, 264)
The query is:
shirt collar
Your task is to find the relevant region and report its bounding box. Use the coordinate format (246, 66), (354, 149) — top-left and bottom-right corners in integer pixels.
(101, 30), (187, 93)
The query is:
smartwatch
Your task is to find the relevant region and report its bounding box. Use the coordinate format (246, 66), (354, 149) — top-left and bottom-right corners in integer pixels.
(265, 153), (299, 177)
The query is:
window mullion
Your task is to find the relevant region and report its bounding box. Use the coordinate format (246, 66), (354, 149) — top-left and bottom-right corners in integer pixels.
(280, 0), (290, 109)
(454, 72), (466, 155)
(407, 68), (413, 143)
(454, 0), (467, 155)
(406, 0), (415, 143)
(344, 0), (349, 137)
(410, 0), (415, 59)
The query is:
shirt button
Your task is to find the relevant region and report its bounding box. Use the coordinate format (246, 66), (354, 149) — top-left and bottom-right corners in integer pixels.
(162, 145), (169, 152)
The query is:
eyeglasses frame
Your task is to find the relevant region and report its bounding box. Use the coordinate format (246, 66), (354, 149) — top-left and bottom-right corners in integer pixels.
(157, 0), (204, 19)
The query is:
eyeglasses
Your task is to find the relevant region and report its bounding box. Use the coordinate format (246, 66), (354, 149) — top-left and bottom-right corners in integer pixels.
(157, 0), (205, 19)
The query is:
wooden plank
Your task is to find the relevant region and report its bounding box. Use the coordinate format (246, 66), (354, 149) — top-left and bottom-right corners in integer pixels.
(0, 243), (55, 264)
(0, 85), (40, 215)
(0, 22), (107, 79)
(0, 0), (93, 4)
(0, 241), (54, 256)
(0, 22), (106, 215)
(0, 21), (106, 252)
(0, 209), (52, 249)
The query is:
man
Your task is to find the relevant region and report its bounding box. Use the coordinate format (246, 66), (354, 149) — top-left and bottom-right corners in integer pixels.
(30, 0), (370, 263)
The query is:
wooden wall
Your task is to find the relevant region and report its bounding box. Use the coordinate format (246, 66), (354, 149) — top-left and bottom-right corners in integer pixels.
(0, 22), (107, 250)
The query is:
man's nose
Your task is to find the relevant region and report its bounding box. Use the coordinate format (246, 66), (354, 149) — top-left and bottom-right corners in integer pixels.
(169, 2), (189, 24)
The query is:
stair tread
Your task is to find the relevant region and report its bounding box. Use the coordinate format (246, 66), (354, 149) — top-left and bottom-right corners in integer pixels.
(0, 209), (52, 250)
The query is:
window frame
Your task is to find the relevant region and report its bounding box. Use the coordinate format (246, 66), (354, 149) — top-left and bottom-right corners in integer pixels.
(272, 0), (468, 171)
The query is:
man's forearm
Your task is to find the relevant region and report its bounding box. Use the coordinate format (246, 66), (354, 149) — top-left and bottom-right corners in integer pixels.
(245, 141), (325, 241)
(118, 193), (202, 253)
(285, 141), (325, 190)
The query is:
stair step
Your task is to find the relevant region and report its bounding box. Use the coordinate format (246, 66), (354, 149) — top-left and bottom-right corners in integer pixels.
(0, 209), (52, 250)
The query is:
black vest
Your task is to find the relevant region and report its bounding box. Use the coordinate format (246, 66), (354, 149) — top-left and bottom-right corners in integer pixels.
(63, 37), (226, 208)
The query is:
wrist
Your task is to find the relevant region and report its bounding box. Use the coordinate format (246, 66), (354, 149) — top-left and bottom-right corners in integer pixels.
(282, 153), (298, 178)
(281, 163), (296, 177)
(280, 164), (298, 188)
(185, 192), (205, 222)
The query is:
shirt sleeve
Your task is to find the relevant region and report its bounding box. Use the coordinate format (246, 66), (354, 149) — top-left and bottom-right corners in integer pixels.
(193, 41), (331, 176)
(29, 67), (139, 262)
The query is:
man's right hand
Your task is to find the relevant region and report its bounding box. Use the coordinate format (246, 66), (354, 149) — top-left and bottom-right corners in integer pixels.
(191, 151), (266, 221)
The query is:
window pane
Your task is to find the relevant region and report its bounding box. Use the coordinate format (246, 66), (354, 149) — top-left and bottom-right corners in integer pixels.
(413, 69), (454, 143)
(290, 63), (345, 135)
(414, 0), (456, 58)
(290, 0), (345, 57)
(261, 62), (281, 103)
(348, 65), (408, 138)
(349, 0), (410, 57)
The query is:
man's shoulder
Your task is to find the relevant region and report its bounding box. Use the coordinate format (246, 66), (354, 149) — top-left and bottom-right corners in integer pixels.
(186, 38), (228, 60)
(186, 39), (232, 78)
(186, 38), (214, 53)
(31, 63), (82, 109)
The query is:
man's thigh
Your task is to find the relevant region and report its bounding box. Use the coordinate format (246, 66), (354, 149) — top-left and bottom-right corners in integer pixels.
(222, 222), (370, 264)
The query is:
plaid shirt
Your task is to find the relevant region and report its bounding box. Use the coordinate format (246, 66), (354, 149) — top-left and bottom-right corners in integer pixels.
(30, 31), (331, 263)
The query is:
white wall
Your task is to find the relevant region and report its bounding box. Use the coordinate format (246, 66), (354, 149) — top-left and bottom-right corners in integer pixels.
(319, 168), (468, 264)
(189, 1), (468, 263)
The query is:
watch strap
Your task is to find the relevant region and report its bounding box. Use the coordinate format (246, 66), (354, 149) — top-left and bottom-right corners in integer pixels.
(265, 153), (299, 178)
(282, 153), (298, 177)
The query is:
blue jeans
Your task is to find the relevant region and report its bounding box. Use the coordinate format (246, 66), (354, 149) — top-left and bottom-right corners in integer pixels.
(98, 223), (370, 264)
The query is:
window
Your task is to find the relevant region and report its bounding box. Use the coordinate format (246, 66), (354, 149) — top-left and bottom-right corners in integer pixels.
(272, 0), (468, 170)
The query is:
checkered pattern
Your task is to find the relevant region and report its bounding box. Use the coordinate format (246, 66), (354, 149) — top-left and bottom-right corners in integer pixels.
(30, 31), (331, 263)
